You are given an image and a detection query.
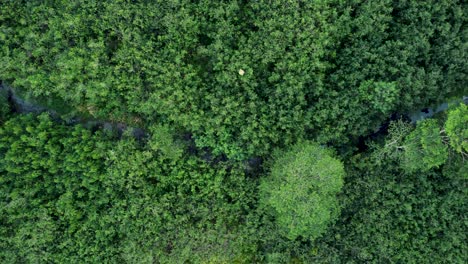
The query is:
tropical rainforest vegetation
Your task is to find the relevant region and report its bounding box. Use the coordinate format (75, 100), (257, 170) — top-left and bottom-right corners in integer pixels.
(0, 0), (466, 263)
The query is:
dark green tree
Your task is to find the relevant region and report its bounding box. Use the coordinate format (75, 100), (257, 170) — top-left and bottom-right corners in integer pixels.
(0, 89), (10, 122)
(320, 147), (467, 263)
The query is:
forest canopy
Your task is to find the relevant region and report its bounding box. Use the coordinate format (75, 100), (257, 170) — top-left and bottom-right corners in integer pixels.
(0, 0), (466, 263)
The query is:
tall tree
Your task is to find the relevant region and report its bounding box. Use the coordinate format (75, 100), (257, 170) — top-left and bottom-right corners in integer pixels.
(260, 142), (344, 241)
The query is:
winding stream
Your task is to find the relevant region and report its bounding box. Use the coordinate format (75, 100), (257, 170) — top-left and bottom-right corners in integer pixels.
(1, 83), (466, 140)
(407, 96), (467, 123)
(0, 83), (146, 139)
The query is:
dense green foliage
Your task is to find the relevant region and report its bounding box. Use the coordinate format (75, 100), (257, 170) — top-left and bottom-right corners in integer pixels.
(401, 119), (448, 171)
(378, 105), (467, 172)
(0, 0), (466, 263)
(1, 0), (465, 158)
(0, 89), (9, 122)
(446, 103), (468, 154)
(319, 0), (466, 142)
(2, 112), (465, 263)
(324, 150), (467, 263)
(0, 114), (258, 263)
(260, 142), (344, 241)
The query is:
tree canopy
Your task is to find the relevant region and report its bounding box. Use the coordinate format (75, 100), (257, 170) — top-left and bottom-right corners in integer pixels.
(446, 103), (468, 154)
(1, 0), (465, 158)
(0, 0), (466, 263)
(260, 142), (344, 241)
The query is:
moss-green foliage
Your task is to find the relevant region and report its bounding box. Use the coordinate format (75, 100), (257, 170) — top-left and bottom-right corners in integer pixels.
(260, 142), (344, 241)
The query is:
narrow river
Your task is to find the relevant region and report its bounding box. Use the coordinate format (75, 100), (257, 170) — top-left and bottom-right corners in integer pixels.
(1, 82), (466, 139)
(0, 83), (147, 139)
